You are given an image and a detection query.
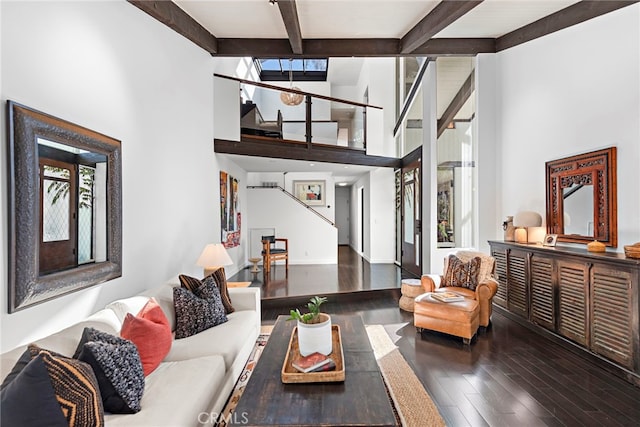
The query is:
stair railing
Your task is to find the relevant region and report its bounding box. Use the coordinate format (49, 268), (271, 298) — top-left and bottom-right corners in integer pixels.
(248, 185), (336, 227)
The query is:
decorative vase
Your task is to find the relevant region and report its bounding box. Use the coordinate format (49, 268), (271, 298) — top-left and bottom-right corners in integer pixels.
(503, 216), (515, 241)
(297, 313), (332, 356)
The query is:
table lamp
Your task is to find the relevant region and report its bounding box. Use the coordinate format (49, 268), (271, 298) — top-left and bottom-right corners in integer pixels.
(513, 211), (542, 244)
(196, 243), (233, 277)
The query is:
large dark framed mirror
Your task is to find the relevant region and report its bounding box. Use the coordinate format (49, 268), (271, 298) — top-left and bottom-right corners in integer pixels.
(545, 147), (617, 247)
(7, 101), (122, 312)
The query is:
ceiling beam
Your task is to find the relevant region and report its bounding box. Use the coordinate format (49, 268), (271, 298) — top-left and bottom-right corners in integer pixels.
(496, 0), (639, 51)
(437, 70), (474, 138)
(412, 38), (495, 56)
(401, 0), (483, 54)
(277, 0), (303, 55)
(127, 0), (218, 54)
(215, 38), (494, 57)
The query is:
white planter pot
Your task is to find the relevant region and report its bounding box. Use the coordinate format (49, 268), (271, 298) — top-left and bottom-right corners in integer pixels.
(297, 313), (332, 356)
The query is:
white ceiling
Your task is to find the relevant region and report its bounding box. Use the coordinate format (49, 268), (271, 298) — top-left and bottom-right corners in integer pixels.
(175, 0), (579, 40)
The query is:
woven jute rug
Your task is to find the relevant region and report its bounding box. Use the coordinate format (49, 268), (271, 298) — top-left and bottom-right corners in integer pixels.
(366, 324), (445, 427)
(218, 323), (445, 426)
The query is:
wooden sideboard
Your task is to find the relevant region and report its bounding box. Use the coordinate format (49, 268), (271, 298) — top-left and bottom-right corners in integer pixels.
(488, 240), (640, 386)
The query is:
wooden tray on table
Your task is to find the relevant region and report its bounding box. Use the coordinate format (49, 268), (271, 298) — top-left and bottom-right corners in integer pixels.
(281, 325), (345, 383)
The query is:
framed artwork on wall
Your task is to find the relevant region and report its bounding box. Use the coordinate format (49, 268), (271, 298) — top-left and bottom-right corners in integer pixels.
(543, 234), (558, 247)
(220, 171), (241, 248)
(294, 180), (325, 206)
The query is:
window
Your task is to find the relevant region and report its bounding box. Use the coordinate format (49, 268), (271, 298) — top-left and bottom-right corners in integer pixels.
(253, 58), (328, 81)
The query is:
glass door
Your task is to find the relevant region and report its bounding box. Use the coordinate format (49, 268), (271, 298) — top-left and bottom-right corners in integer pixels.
(401, 161), (421, 276)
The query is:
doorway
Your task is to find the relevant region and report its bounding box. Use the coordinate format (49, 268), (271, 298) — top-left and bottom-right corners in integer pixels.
(39, 157), (78, 274)
(401, 159), (421, 276)
(335, 186), (350, 245)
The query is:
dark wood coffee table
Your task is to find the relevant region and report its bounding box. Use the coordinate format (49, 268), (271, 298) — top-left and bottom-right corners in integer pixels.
(232, 314), (398, 426)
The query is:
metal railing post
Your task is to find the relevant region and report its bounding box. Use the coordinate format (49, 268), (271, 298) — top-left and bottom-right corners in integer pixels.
(305, 94), (312, 148)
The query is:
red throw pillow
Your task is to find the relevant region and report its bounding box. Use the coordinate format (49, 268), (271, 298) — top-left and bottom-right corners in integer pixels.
(121, 298), (172, 376)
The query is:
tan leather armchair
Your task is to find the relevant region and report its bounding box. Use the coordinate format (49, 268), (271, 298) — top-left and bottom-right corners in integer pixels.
(421, 250), (498, 327)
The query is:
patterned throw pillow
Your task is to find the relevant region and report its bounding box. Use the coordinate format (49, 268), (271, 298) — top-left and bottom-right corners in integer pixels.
(179, 269), (235, 314)
(0, 345), (104, 427)
(121, 298), (172, 376)
(74, 328), (145, 414)
(173, 285), (228, 339)
(442, 255), (482, 291)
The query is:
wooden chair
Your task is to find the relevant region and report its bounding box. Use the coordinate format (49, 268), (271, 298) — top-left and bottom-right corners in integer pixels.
(261, 235), (288, 276)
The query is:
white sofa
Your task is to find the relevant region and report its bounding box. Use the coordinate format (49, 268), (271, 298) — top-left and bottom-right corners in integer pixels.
(0, 281), (261, 427)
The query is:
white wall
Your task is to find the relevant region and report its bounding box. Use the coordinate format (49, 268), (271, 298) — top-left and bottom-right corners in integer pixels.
(348, 169), (394, 263)
(494, 4), (640, 250)
(368, 168), (396, 263)
(0, 1), (218, 352)
(350, 175), (370, 258)
(246, 189), (337, 264)
(356, 58), (397, 157)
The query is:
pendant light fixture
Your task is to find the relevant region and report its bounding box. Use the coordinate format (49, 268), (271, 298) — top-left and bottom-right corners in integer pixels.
(280, 58), (304, 106)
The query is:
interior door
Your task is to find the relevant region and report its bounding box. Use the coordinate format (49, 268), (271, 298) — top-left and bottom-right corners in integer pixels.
(401, 161), (421, 276)
(335, 186), (350, 245)
(39, 158), (77, 274)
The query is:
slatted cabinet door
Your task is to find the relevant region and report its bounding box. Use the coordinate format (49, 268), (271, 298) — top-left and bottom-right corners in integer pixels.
(488, 241), (640, 387)
(530, 255), (555, 330)
(557, 261), (589, 346)
(492, 247), (508, 308)
(591, 266), (635, 370)
(507, 250), (528, 318)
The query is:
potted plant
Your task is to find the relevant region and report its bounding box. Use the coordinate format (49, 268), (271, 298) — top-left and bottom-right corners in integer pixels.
(288, 296), (332, 356)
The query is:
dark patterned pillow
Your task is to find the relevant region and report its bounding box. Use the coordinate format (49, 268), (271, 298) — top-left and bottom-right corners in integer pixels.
(173, 285), (228, 339)
(0, 345), (103, 427)
(443, 255), (482, 291)
(179, 269), (235, 314)
(74, 328), (145, 414)
(0, 348), (32, 391)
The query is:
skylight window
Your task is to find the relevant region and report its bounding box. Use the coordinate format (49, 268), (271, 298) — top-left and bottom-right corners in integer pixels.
(253, 58), (328, 81)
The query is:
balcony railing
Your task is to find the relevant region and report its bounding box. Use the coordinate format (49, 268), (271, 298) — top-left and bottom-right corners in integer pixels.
(214, 74), (382, 151)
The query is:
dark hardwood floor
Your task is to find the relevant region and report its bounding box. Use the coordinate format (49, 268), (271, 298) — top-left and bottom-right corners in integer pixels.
(232, 247), (640, 426)
(229, 245), (415, 299)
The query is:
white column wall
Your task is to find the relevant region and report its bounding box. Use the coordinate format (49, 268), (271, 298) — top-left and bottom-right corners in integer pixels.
(421, 64), (438, 274)
(475, 54), (499, 254)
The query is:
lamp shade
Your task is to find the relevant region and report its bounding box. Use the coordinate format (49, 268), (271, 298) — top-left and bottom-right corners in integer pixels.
(513, 211), (542, 228)
(196, 243), (233, 268)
